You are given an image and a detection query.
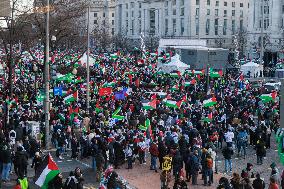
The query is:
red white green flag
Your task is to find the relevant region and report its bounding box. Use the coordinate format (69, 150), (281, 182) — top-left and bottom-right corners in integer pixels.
(35, 154), (60, 189)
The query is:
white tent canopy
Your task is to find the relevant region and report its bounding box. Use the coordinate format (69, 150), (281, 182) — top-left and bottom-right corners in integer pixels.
(157, 54), (190, 74)
(79, 52), (96, 66)
(240, 62), (264, 77)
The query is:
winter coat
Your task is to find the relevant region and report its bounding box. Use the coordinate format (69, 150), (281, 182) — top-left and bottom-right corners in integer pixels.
(256, 140), (266, 156)
(222, 147), (234, 160)
(149, 143), (159, 157)
(172, 151), (183, 171)
(189, 154), (199, 174)
(252, 178), (265, 189)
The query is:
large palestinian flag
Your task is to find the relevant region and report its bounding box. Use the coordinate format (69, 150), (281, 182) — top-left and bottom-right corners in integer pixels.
(259, 92), (277, 103)
(142, 99), (156, 110)
(35, 154), (60, 189)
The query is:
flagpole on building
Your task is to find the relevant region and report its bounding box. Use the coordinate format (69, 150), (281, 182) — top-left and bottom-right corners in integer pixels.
(44, 0), (51, 149)
(86, 5), (90, 114)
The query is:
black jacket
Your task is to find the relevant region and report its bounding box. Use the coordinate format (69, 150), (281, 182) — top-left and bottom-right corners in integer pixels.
(222, 147), (234, 159)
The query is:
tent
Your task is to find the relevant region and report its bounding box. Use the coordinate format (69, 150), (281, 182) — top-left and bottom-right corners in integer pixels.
(78, 52), (96, 67)
(240, 61), (263, 78)
(157, 54), (190, 74)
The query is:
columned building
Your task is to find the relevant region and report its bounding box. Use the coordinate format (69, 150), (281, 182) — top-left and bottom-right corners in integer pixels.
(247, 0), (284, 61)
(115, 0), (249, 48)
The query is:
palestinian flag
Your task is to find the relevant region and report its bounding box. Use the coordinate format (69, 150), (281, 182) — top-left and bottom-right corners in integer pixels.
(142, 99), (156, 110)
(203, 112), (213, 122)
(103, 81), (116, 88)
(64, 91), (78, 104)
(260, 92), (277, 103)
(184, 79), (196, 86)
(170, 71), (181, 78)
(210, 68), (223, 78)
(35, 154), (60, 189)
(74, 76), (83, 84)
(171, 84), (179, 91)
(164, 100), (180, 108)
(203, 97), (217, 107)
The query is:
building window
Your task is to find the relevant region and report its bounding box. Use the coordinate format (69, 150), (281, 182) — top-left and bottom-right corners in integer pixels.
(207, 9), (210, 15)
(240, 19), (243, 31)
(215, 9), (218, 16)
(103, 13), (105, 17)
(172, 0), (176, 6)
(223, 19), (227, 35)
(138, 11), (141, 18)
(195, 18), (199, 36)
(165, 1), (168, 7)
(224, 10), (227, 17)
(196, 8), (199, 16)
(232, 20), (235, 33)
(240, 3), (243, 7)
(139, 19), (142, 33)
(112, 13), (114, 17)
(214, 18), (219, 35)
(232, 2), (235, 7)
(126, 3), (128, 9)
(206, 19), (210, 35)
(232, 10), (235, 16)
(112, 20), (114, 25)
(264, 6), (269, 14)
(282, 5), (284, 13)
(131, 20), (134, 35)
(131, 2), (134, 8)
(126, 12), (128, 17)
(181, 18), (185, 35)
(165, 19), (168, 35)
(112, 28), (114, 35)
(180, 0), (184, 6)
(173, 9), (176, 15)
(94, 20), (97, 24)
(165, 9), (168, 16)
(131, 11), (134, 17)
(173, 18), (177, 34)
(216, 1), (219, 6)
(196, 0), (199, 5)
(94, 13), (97, 17)
(224, 1), (227, 6)
(207, 0), (210, 5)
(240, 10), (243, 17)
(264, 19), (269, 29)
(139, 3), (142, 8)
(180, 8), (184, 16)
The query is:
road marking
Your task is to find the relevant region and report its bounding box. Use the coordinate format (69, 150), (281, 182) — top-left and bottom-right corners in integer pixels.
(67, 160), (72, 162)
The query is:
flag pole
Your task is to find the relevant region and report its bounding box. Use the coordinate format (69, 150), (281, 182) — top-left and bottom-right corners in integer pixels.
(86, 5), (90, 114)
(44, 0), (51, 149)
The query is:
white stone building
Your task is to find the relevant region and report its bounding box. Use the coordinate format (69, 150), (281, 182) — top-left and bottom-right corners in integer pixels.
(89, 0), (116, 35)
(115, 0), (249, 48)
(247, 0), (283, 60)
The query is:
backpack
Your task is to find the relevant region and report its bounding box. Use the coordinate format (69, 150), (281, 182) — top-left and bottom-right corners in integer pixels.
(206, 158), (213, 169)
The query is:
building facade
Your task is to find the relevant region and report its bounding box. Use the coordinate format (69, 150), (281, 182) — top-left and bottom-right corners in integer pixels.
(115, 0), (249, 48)
(89, 0), (116, 35)
(247, 0), (283, 60)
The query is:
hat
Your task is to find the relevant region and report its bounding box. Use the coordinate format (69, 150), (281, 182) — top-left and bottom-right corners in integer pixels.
(35, 152), (40, 156)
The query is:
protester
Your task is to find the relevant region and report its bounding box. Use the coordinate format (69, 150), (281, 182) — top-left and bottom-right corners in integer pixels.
(252, 173), (265, 189)
(0, 48), (281, 188)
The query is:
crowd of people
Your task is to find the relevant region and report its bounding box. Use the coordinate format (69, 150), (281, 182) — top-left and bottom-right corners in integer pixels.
(0, 46), (282, 189)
